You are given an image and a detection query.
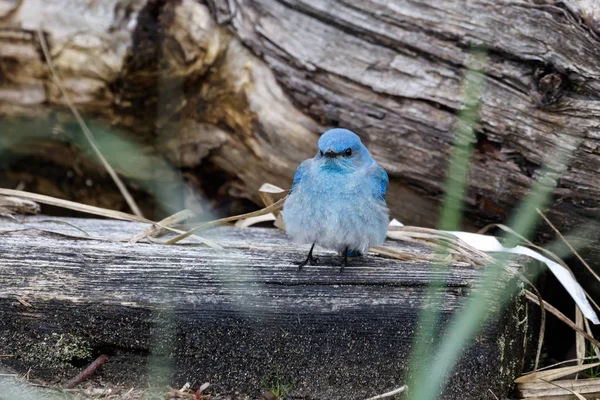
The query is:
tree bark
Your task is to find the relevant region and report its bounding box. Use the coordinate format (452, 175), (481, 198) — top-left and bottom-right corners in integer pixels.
(1, 1), (600, 242)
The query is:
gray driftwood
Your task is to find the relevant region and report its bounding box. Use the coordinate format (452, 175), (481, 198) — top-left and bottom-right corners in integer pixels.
(1, 0), (600, 237)
(0, 216), (531, 399)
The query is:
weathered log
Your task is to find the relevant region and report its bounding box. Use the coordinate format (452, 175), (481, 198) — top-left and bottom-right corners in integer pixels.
(0, 216), (531, 399)
(1, 0), (600, 227)
(1, 1), (599, 292)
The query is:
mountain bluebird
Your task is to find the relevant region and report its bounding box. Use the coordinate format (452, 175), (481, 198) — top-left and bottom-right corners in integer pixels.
(282, 128), (389, 271)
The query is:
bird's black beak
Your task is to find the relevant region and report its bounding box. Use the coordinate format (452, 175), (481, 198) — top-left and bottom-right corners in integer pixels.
(324, 149), (337, 158)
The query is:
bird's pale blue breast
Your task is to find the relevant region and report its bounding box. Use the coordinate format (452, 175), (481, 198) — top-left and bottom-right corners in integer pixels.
(291, 155), (387, 205)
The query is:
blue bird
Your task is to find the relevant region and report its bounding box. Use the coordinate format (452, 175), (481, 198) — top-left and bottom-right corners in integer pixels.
(282, 128), (389, 271)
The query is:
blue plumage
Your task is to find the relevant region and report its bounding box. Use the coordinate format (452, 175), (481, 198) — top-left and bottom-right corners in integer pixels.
(282, 128), (390, 270)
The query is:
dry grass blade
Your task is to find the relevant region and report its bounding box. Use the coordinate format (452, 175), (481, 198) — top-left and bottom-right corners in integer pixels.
(25, 219), (93, 237)
(389, 225), (459, 239)
(129, 209), (195, 243)
(258, 183), (287, 194)
(258, 183), (287, 208)
(478, 224), (600, 318)
(491, 220), (600, 313)
(524, 290), (600, 350)
(539, 378), (587, 400)
(473, 222), (597, 370)
(234, 213), (277, 228)
(478, 223), (571, 269)
(536, 208), (600, 284)
(0, 189), (221, 248)
(258, 183), (287, 229)
(582, 287), (600, 314)
(535, 208), (600, 316)
(37, 29), (143, 218)
(519, 277), (546, 372)
(576, 307), (585, 367)
(0, 227), (129, 243)
(530, 357), (600, 373)
(584, 317), (600, 360)
(166, 197), (287, 245)
(386, 228), (488, 266)
(390, 226), (492, 260)
(532, 210), (600, 365)
(0, 188), (146, 222)
(370, 246), (440, 262)
(482, 222), (600, 316)
(515, 362), (600, 384)
(0, 195), (40, 215)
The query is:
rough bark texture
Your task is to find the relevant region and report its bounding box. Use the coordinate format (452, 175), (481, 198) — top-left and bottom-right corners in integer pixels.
(0, 216), (531, 400)
(0, 2), (599, 265)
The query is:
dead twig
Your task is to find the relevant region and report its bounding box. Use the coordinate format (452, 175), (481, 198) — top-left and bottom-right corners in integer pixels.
(64, 354), (109, 389)
(487, 388), (499, 400)
(363, 385), (407, 400)
(17, 297), (32, 308)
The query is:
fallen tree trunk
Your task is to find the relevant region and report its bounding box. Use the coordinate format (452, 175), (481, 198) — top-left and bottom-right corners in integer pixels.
(1, 1), (599, 256)
(0, 216), (531, 399)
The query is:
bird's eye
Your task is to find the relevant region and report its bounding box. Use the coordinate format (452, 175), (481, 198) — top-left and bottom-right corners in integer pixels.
(344, 148), (352, 157)
(319, 150), (324, 157)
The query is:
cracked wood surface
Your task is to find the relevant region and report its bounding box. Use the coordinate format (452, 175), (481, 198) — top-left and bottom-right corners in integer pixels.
(0, 216), (530, 400)
(212, 0), (600, 228)
(0, 1), (598, 259)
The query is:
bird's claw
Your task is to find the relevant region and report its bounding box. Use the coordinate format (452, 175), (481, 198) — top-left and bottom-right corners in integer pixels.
(297, 244), (318, 271)
(338, 247), (349, 273)
(297, 256), (318, 271)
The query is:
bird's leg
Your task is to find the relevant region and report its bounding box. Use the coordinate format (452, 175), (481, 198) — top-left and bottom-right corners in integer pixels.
(339, 246), (349, 273)
(297, 243), (318, 270)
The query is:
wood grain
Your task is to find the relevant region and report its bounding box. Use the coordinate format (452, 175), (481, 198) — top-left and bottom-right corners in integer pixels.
(0, 216), (532, 399)
(1, 0), (599, 235)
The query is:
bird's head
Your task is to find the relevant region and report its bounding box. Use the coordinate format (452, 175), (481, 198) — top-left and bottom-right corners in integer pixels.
(316, 128), (373, 171)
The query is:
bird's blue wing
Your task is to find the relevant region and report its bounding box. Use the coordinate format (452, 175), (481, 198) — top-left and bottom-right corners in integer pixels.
(290, 160), (310, 193)
(370, 165), (388, 205)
